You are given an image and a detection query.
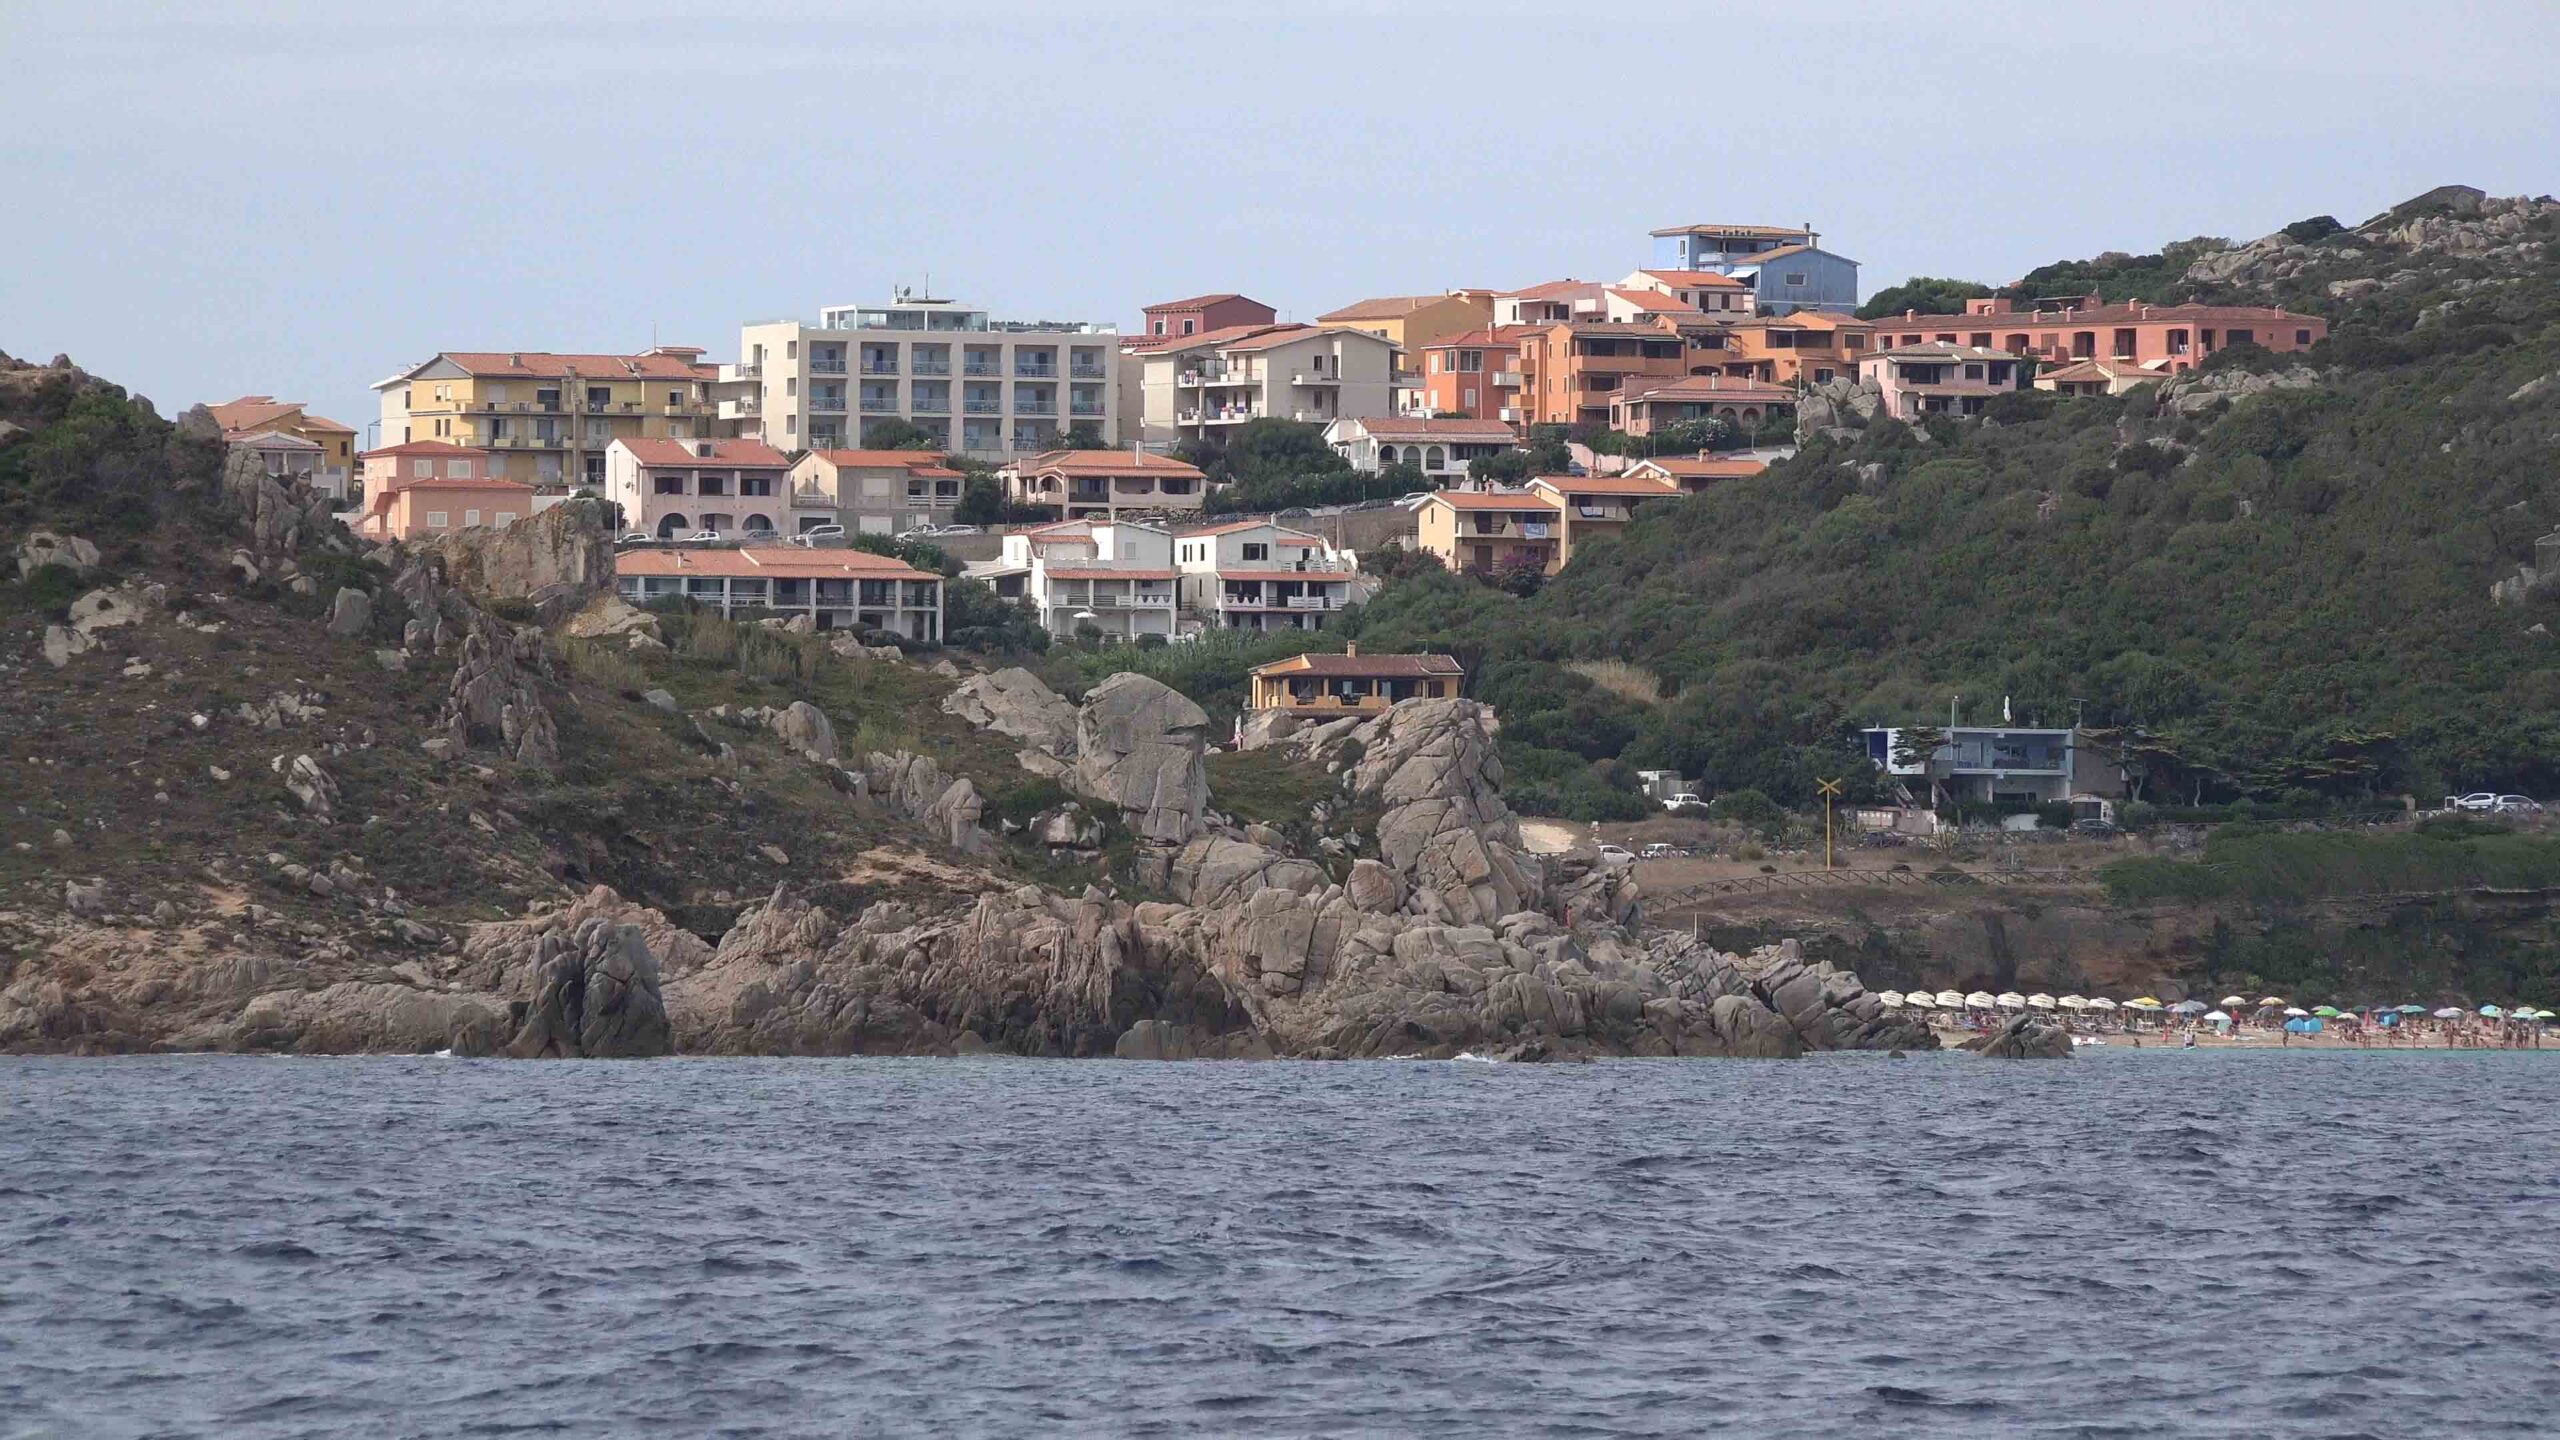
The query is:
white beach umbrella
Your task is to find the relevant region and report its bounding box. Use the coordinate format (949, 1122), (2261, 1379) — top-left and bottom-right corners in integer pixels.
(2085, 998), (2119, 1012)
(2258, 996), (2287, 1007)
(1878, 991), (1905, 1008)
(2431, 1007), (2464, 1019)
(1934, 990), (1965, 1009)
(1996, 992), (2027, 1010)
(1902, 991), (1934, 1009)
(2124, 997), (2165, 1011)
(2059, 995), (2089, 1011)
(2282, 1006), (2309, 1017)
(2027, 993), (2056, 1010)
(2203, 1010), (2232, 1023)
(2219, 995), (2251, 1008)
(1964, 990), (1997, 1009)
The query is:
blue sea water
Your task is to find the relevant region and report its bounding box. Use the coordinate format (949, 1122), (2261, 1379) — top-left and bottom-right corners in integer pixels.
(2, 1049), (2555, 1438)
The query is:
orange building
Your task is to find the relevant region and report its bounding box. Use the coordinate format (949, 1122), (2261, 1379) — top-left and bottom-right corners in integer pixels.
(1515, 320), (1694, 427)
(1625, 453), (1770, 492)
(1870, 294), (2327, 372)
(1416, 325), (1533, 421)
(1716, 312), (1876, 385)
(1608, 375), (1798, 435)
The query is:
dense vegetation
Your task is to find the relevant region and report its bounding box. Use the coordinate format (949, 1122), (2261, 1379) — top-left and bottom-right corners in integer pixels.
(1332, 195), (2560, 810)
(2099, 820), (2560, 904)
(1856, 276), (1992, 319)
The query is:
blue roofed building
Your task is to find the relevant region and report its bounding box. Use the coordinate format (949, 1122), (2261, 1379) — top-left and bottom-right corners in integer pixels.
(1648, 221), (1860, 315)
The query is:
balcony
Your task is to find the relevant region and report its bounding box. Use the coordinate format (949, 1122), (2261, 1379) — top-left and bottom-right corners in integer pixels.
(963, 399), (1003, 415)
(1196, 408), (1260, 425)
(1014, 363), (1058, 379)
(1292, 371), (1341, 386)
(1492, 370), (1522, 387)
(1070, 363), (1108, 380)
(911, 358), (952, 376)
(962, 359), (1002, 376)
(718, 397), (760, 420)
(811, 359), (849, 375)
(912, 395), (950, 414)
(790, 484), (832, 506)
(860, 361), (899, 376)
(1014, 401), (1057, 416)
(810, 395), (848, 414)
(1069, 401), (1105, 417)
(1392, 369), (1422, 386)
(859, 395), (900, 413)
(725, 361), (762, 381)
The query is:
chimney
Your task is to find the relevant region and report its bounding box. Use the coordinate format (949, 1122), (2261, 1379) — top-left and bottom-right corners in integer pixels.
(1698, 447), (1713, 461)
(1345, 641), (1359, 658)
(508, 352), (521, 366)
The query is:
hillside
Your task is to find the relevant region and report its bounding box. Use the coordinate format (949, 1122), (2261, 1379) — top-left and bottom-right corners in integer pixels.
(1350, 187), (2560, 811)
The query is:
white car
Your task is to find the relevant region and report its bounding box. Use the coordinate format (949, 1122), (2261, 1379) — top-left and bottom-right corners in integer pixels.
(2496, 795), (2542, 812)
(1662, 792), (1705, 811)
(2452, 792), (2501, 811)
(677, 529), (722, 544)
(616, 531), (657, 546)
(791, 525), (847, 547)
(1596, 844), (1636, 866)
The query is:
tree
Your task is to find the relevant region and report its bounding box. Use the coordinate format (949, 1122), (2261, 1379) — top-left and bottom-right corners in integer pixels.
(1493, 549), (1547, 598)
(857, 418), (940, 451)
(1061, 423), (1111, 450)
(1888, 725), (1948, 809)
(955, 473), (1005, 527)
(1855, 277), (1992, 320)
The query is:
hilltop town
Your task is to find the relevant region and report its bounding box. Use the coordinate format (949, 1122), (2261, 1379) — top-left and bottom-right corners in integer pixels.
(7, 183), (2560, 1051)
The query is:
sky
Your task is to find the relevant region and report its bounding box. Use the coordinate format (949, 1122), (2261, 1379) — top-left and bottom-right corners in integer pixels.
(3, 0), (2556, 440)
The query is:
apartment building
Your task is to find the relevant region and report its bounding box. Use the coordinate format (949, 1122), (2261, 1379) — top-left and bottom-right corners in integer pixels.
(1127, 324), (1398, 449)
(1870, 295), (2328, 372)
(1172, 519), (1359, 633)
(208, 395), (359, 499)
(604, 437), (794, 540)
(350, 442), (528, 541)
(2034, 356), (2163, 397)
(1515, 320), (1694, 427)
(788, 449), (967, 535)
(1608, 376), (1797, 436)
(1616, 270), (1754, 317)
(1316, 292), (1491, 410)
(226, 430), (322, 485)
(1646, 222), (1860, 315)
(374, 348), (725, 490)
(1323, 416), (1517, 478)
(1415, 489), (1561, 575)
(1526, 474), (1679, 566)
(1857, 344), (2023, 419)
(1493, 280), (1605, 327)
(1249, 647), (1465, 715)
(1414, 326), (1531, 421)
(1716, 312), (1876, 385)
(738, 292), (1117, 458)
(1141, 293), (1277, 340)
(616, 547), (943, 642)
(968, 520), (1177, 642)
(1001, 449), (1207, 524)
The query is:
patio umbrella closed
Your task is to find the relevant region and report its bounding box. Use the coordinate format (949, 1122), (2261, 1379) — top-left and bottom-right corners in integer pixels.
(2059, 995), (2089, 1011)
(2027, 994), (2056, 1010)
(1996, 992), (2027, 1010)
(1879, 991), (1906, 1008)
(2085, 998), (2119, 1013)
(1935, 991), (1965, 1009)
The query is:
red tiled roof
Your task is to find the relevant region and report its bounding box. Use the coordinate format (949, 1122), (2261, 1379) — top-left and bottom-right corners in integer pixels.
(1252, 651), (1463, 679)
(1178, 519), (1318, 539)
(616, 437), (791, 468)
(1220, 324), (1377, 354)
(1344, 416), (1518, 441)
(389, 476), (534, 493)
(1009, 450), (1206, 480)
(1147, 293), (1250, 311)
(207, 396), (300, 431)
(1046, 567), (1177, 581)
(1317, 295), (1448, 322)
(1632, 456), (1769, 480)
(807, 448), (963, 477)
(363, 440), (492, 459)
(1617, 376), (1797, 404)
(1896, 300), (2321, 328)
(1501, 279), (1596, 302)
(616, 547), (940, 582)
(1528, 475), (1680, 497)
(1425, 489), (1560, 511)
(1607, 288), (1705, 314)
(1421, 326), (1534, 350)
(1635, 270), (1749, 288)
(1123, 322), (1287, 353)
(436, 350), (716, 380)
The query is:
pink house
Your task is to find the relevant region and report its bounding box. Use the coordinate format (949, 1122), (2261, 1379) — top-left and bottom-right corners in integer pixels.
(1141, 293), (1277, 340)
(352, 442), (531, 540)
(605, 437), (794, 540)
(1857, 343), (2021, 419)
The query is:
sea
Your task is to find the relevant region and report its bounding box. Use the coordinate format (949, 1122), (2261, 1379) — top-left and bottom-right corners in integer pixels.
(2, 1050), (2554, 1438)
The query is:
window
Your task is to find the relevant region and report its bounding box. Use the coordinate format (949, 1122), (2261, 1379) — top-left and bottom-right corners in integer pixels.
(1425, 445), (1446, 470)
(464, 509), (482, 527)
(654, 474), (685, 496)
(667, 390), (682, 406)
(413, 459), (432, 478)
(2227, 330), (2253, 347)
(2296, 329), (2312, 345)
(1813, 368), (1834, 384)
(1378, 445), (1397, 466)
(742, 476), (772, 497)
(446, 459), (469, 478)
(1152, 320), (1165, 335)
(1242, 543), (1268, 561)
(1784, 272), (1808, 286)
(1182, 320), (1195, 335)
(1964, 365), (1984, 380)
(493, 512), (516, 528)
(425, 510), (449, 529)
(786, 341), (798, 359)
(786, 377), (798, 397)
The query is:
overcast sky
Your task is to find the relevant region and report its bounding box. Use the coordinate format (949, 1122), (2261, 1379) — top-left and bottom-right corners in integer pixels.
(3, 0), (2554, 437)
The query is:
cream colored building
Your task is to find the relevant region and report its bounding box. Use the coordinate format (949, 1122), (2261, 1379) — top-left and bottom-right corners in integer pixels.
(737, 291), (1119, 459)
(1127, 323), (1398, 449)
(373, 348), (726, 491)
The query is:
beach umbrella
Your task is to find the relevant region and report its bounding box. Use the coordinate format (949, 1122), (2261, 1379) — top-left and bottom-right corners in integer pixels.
(2282, 1006), (2310, 1017)
(2219, 995), (2251, 1008)
(2203, 1010), (2232, 1023)
(2396, 1004), (2428, 1014)
(2311, 1005), (2341, 1018)
(2332, 1011), (2360, 1024)
(1996, 992), (2027, 1010)
(2085, 998), (2119, 1012)
(2259, 996), (2287, 1007)
(1935, 990), (1965, 1009)
(1878, 990), (1905, 1008)
(2478, 1005), (2504, 1018)
(2431, 1007), (2464, 1019)
(1965, 990), (1997, 1009)
(2171, 1000), (2208, 1014)
(2283, 1017), (2310, 1034)
(1898, 991), (1928, 1009)
(2027, 993), (2056, 1010)
(2059, 995), (2089, 1010)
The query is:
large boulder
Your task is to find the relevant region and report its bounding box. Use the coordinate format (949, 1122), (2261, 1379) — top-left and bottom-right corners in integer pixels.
(1346, 698), (1548, 925)
(944, 667), (1078, 773)
(770, 700), (837, 763)
(415, 500), (614, 619)
(16, 530), (99, 580)
(1070, 673), (1208, 844)
(325, 586), (373, 638)
(1976, 1013), (2074, 1060)
(506, 917), (674, 1059)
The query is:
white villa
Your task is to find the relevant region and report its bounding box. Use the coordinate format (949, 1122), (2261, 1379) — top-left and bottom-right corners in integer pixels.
(1172, 519), (1364, 632)
(966, 519), (1177, 642)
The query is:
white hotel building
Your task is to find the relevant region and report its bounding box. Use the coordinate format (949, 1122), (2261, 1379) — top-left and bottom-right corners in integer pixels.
(735, 291), (1120, 459)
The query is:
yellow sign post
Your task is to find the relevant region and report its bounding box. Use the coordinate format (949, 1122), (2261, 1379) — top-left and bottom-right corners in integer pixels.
(1817, 777), (1845, 870)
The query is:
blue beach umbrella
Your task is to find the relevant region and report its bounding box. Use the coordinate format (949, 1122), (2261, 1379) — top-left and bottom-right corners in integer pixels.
(2479, 1005), (2505, 1019)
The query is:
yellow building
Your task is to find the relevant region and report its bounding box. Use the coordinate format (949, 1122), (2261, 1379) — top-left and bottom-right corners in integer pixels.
(207, 396), (359, 497)
(1316, 293), (1494, 402)
(373, 347), (731, 490)
(1525, 474), (1679, 567)
(1414, 488), (1562, 575)
(1248, 646), (1464, 714)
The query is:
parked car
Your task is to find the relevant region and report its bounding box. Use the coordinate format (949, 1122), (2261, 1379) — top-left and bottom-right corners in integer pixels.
(677, 529), (722, 544)
(936, 524), (983, 535)
(2496, 795), (2543, 812)
(2452, 792), (2502, 811)
(1639, 843), (1685, 860)
(791, 525), (847, 547)
(616, 531), (657, 546)
(739, 527), (779, 544)
(1596, 844), (1636, 866)
(1661, 792), (1705, 812)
